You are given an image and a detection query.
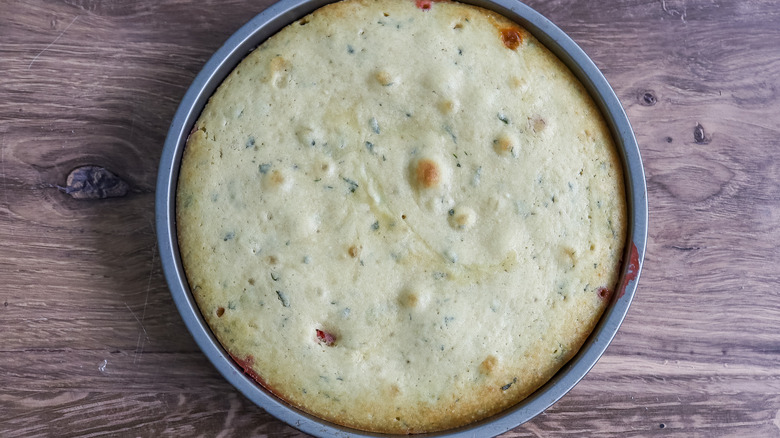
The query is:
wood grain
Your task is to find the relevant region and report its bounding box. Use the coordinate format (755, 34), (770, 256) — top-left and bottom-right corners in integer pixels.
(1, 0), (779, 436)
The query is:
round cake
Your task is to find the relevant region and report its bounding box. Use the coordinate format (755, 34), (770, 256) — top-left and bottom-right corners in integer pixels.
(176, 0), (626, 433)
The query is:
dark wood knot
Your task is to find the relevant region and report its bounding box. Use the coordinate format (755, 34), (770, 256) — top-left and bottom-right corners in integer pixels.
(58, 166), (129, 200)
(693, 123), (711, 145)
(639, 90), (657, 106)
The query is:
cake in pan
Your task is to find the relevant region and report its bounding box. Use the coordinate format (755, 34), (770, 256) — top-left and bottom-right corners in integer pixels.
(176, 0), (626, 432)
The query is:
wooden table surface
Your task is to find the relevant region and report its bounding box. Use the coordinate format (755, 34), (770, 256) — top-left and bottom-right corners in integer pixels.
(2, 0), (779, 436)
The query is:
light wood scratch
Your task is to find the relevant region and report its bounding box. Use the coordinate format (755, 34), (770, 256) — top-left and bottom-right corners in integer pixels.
(133, 332), (143, 365)
(141, 242), (157, 326)
(133, 242), (157, 363)
(124, 303), (149, 340)
(126, 302), (149, 366)
(660, 0), (687, 23)
(522, 422), (547, 438)
(222, 393), (241, 430)
(129, 114), (135, 140)
(774, 408), (780, 432)
(28, 15), (79, 69)
(1, 135), (8, 208)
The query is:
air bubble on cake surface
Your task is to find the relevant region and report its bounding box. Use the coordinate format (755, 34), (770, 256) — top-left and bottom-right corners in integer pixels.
(310, 157), (335, 179)
(486, 224), (516, 258)
(262, 169), (292, 191)
(266, 55), (292, 88)
(420, 68), (463, 96)
(398, 286), (429, 309)
(478, 355), (498, 375)
(493, 132), (519, 157)
(447, 205), (476, 230)
(485, 193), (508, 214)
(374, 69), (396, 86)
(314, 286), (330, 301)
(291, 213), (318, 238)
(508, 75), (528, 91)
(529, 114), (547, 134)
(247, 237), (262, 254)
(410, 154), (451, 193)
(418, 194), (455, 216)
(437, 99), (459, 115)
(348, 244), (362, 258)
(558, 245), (578, 270)
(295, 125), (324, 148)
(581, 128), (595, 142)
(415, 158), (439, 188)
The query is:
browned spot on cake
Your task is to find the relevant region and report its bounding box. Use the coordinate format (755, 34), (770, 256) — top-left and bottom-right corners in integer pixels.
(216, 307), (225, 317)
(399, 290), (419, 308)
(267, 255), (278, 265)
(375, 70), (393, 86)
(493, 133), (516, 156)
(415, 158), (441, 188)
(269, 169), (285, 186)
(509, 75), (524, 89)
(348, 245), (361, 258)
(453, 212), (472, 228)
(438, 99), (457, 114)
(500, 27), (522, 50)
(583, 128), (594, 140)
(269, 56), (288, 72)
(479, 355), (498, 375)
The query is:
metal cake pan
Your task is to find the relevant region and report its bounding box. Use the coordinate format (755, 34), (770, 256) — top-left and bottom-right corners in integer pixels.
(156, 0), (648, 436)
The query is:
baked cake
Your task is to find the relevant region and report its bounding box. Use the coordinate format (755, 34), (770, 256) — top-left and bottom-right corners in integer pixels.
(176, 0), (626, 433)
